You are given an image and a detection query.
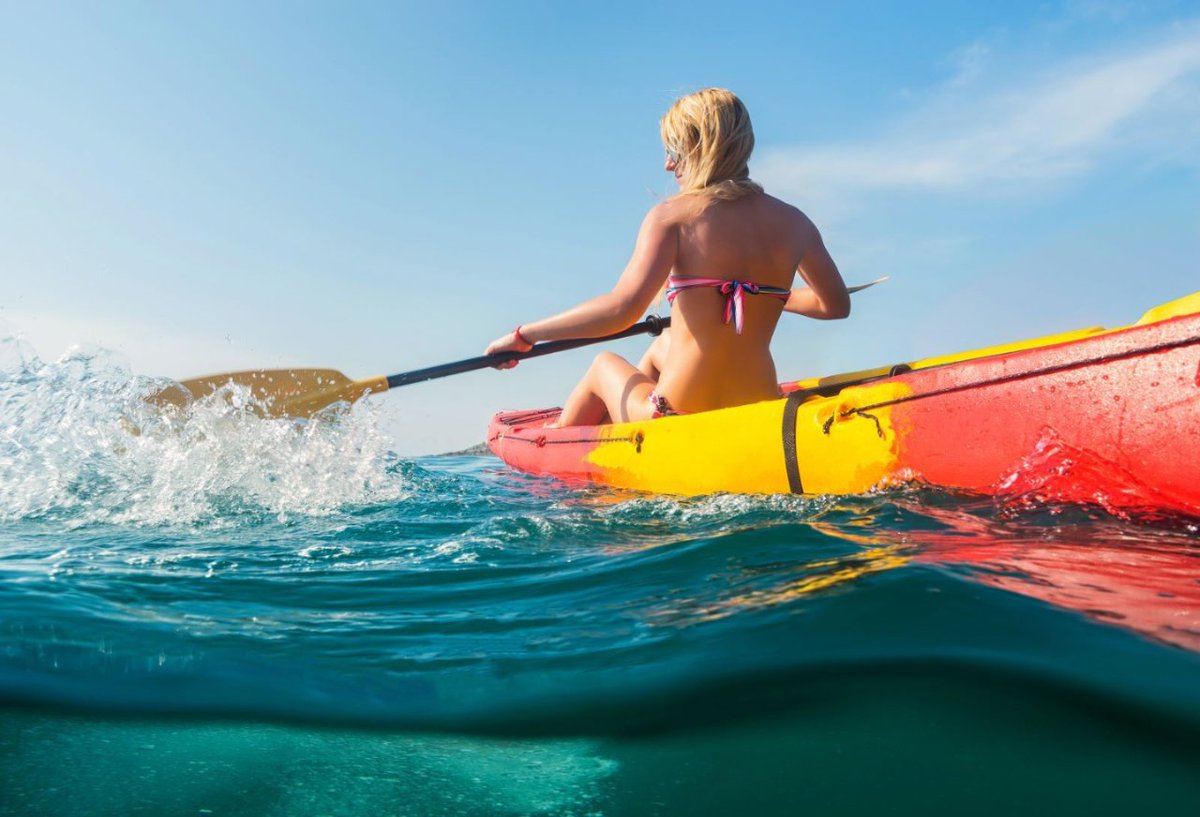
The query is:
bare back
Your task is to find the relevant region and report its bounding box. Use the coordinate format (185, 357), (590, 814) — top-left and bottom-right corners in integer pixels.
(656, 193), (826, 412)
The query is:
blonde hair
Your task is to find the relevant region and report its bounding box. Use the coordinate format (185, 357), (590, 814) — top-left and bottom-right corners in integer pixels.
(660, 88), (763, 202)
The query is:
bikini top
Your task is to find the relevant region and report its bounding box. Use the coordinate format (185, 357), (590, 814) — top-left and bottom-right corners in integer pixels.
(664, 274), (790, 334)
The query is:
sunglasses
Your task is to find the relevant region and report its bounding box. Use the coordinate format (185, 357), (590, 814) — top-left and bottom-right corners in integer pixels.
(665, 146), (683, 164)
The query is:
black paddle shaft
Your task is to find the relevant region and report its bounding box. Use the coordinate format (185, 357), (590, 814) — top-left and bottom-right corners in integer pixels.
(385, 315), (671, 389)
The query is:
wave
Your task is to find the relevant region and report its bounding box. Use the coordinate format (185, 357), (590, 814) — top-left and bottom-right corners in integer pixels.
(1, 477), (1197, 734)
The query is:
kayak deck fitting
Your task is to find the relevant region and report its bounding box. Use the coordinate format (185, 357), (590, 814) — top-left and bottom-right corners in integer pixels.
(488, 291), (1200, 517)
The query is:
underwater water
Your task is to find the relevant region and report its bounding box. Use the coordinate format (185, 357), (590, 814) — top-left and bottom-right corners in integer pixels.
(1, 339), (1199, 816)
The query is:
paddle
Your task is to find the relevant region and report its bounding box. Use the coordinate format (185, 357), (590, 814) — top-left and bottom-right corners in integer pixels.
(152, 315), (673, 418)
(155, 277), (888, 418)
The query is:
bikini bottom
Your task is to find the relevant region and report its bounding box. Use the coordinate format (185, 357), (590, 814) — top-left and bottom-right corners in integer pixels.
(648, 391), (687, 419)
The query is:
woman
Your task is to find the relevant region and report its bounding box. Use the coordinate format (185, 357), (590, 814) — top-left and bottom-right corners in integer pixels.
(485, 88), (850, 426)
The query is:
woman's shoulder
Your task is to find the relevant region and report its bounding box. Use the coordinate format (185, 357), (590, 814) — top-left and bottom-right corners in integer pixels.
(648, 196), (691, 224)
(651, 191), (816, 234)
(756, 192), (810, 221)
(754, 193), (822, 240)
(650, 191), (758, 225)
(633, 200), (686, 244)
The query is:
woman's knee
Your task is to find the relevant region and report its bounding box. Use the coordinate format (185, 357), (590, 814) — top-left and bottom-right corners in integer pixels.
(588, 351), (628, 376)
(593, 351), (623, 366)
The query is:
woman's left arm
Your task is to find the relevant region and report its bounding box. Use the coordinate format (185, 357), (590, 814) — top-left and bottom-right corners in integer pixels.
(784, 217), (850, 320)
(485, 205), (677, 359)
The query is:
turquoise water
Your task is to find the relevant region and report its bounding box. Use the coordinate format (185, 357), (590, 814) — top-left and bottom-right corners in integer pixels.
(2, 342), (1199, 816)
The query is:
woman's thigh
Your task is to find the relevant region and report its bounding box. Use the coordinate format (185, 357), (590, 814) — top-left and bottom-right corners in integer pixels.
(590, 352), (657, 423)
(636, 331), (670, 379)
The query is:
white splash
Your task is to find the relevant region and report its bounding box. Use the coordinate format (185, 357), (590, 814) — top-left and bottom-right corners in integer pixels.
(0, 336), (406, 527)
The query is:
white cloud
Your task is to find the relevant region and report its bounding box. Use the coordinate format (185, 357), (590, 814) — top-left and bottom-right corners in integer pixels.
(757, 22), (1200, 214)
(944, 40), (993, 90)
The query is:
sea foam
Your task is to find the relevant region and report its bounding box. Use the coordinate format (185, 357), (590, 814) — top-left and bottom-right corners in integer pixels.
(0, 335), (405, 527)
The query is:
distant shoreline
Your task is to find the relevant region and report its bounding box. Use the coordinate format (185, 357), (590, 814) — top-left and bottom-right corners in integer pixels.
(437, 441), (492, 457)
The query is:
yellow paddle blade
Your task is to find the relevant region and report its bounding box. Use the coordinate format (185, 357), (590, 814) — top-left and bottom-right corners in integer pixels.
(846, 276), (889, 294)
(151, 369), (390, 418)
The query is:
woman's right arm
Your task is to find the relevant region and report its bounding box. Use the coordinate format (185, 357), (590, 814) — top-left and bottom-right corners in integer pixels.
(784, 215), (850, 320)
(485, 204), (677, 356)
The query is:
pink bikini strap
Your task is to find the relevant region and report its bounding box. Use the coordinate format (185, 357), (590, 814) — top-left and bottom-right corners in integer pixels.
(665, 275), (790, 334)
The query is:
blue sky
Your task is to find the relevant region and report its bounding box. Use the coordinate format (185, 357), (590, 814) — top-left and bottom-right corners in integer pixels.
(1, 1), (1197, 454)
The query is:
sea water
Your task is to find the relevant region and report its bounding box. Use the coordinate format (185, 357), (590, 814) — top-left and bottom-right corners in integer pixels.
(1, 337), (1198, 816)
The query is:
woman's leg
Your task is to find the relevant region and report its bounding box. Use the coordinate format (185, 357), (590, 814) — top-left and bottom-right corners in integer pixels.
(574, 332), (670, 425)
(557, 352), (656, 427)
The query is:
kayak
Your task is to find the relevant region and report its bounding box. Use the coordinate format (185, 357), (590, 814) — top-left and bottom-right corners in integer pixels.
(487, 291), (1200, 517)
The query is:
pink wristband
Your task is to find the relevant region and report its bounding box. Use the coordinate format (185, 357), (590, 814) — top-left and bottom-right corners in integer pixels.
(514, 325), (533, 346)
